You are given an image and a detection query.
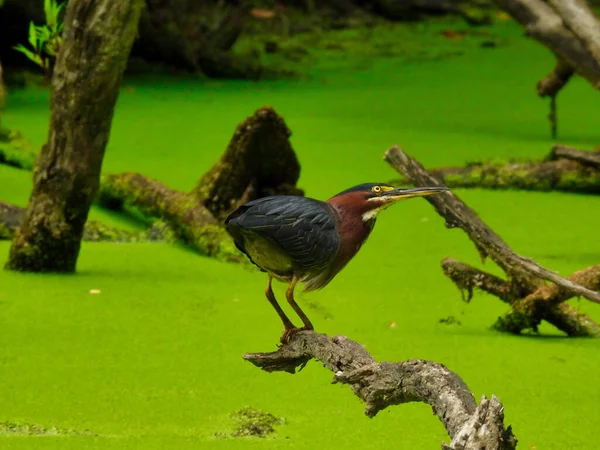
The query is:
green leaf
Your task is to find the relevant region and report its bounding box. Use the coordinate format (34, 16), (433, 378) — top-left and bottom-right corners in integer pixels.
(28, 22), (37, 48)
(13, 45), (43, 67)
(44, 0), (52, 25)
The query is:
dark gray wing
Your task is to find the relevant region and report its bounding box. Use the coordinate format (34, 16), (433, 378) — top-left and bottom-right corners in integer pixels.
(224, 196), (340, 271)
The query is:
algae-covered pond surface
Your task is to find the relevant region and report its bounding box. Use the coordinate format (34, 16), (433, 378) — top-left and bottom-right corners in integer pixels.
(1, 20), (600, 449)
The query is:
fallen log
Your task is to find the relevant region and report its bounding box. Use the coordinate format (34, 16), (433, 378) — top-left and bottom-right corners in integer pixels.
(96, 173), (243, 262)
(244, 331), (517, 450)
(385, 145), (600, 336)
(0, 200), (171, 243)
(387, 145), (600, 194)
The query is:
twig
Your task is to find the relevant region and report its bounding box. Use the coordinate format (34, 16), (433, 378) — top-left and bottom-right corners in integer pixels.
(244, 331), (517, 450)
(384, 146), (600, 304)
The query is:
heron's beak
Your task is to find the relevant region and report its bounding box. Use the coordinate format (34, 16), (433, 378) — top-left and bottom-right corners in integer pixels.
(381, 186), (450, 202)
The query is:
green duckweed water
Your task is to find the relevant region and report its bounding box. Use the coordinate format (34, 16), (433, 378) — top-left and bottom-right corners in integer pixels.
(1, 20), (600, 449)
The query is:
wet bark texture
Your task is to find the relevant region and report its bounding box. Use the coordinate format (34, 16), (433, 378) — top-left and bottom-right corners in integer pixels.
(385, 146), (600, 337)
(195, 106), (303, 221)
(96, 173), (243, 262)
(388, 144), (600, 194)
(0, 200), (171, 243)
(5, 0), (144, 273)
(244, 331), (517, 450)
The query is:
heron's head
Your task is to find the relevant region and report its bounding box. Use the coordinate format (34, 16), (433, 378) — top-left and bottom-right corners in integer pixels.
(328, 182), (450, 222)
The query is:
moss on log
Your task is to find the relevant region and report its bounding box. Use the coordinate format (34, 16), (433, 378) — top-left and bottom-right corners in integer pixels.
(195, 106), (303, 221)
(0, 200), (171, 243)
(6, 0), (144, 273)
(493, 264), (600, 336)
(97, 173), (244, 263)
(0, 128), (38, 170)
(388, 151), (600, 194)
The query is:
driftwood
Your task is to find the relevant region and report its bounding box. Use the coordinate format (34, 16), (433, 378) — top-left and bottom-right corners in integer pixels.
(0, 200), (172, 243)
(388, 144), (600, 194)
(244, 331), (517, 450)
(384, 146), (600, 336)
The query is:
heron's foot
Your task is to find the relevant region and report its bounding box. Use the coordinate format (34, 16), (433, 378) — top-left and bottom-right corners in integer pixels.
(279, 326), (312, 344)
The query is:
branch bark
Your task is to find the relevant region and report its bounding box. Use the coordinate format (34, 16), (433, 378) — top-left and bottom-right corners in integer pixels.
(244, 331), (517, 450)
(536, 59), (575, 98)
(548, 144), (600, 169)
(495, 0), (600, 88)
(385, 145), (600, 303)
(385, 146), (600, 337)
(387, 155), (600, 194)
(5, 0), (144, 273)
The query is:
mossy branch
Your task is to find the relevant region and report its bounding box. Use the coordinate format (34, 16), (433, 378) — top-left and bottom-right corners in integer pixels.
(387, 149), (600, 194)
(0, 200), (170, 243)
(244, 331), (517, 450)
(385, 145), (600, 337)
(97, 173), (244, 263)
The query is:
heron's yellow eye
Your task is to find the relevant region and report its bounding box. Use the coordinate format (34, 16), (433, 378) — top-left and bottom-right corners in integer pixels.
(372, 186), (382, 194)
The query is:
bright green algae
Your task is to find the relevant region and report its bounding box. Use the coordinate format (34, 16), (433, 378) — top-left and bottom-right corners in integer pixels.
(1, 19), (600, 450)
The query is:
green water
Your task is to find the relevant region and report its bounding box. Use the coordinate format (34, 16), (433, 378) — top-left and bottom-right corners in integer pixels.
(1, 20), (600, 449)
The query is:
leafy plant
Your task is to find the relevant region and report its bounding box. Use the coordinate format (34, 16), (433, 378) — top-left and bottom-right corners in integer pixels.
(13, 0), (65, 75)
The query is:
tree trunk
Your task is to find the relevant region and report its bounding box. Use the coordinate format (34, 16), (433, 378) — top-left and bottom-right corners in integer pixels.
(5, 0), (144, 273)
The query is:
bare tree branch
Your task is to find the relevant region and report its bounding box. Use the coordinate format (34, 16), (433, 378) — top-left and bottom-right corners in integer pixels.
(547, 0), (600, 63)
(384, 145), (600, 304)
(244, 331), (517, 450)
(441, 258), (522, 303)
(536, 59), (575, 98)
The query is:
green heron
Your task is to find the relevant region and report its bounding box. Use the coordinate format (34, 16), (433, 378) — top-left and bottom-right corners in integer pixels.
(225, 183), (449, 343)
